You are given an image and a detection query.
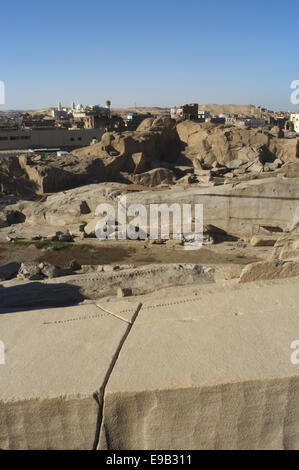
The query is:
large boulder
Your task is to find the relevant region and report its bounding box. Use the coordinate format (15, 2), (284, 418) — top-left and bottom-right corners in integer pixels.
(18, 152), (129, 194)
(239, 259), (299, 283)
(73, 116), (180, 171)
(0, 155), (37, 197)
(129, 168), (175, 187)
(176, 121), (298, 169)
(271, 234), (299, 260)
(18, 262), (43, 281)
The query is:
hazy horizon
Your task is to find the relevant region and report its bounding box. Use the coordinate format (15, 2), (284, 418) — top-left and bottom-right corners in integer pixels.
(1, 103), (296, 113)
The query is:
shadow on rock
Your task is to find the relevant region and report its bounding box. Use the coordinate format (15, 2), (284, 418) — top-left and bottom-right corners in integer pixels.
(0, 282), (85, 313)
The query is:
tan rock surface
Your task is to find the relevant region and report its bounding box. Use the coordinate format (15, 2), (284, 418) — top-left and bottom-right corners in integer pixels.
(0, 264), (214, 310)
(2, 177), (299, 238)
(1, 278), (299, 449)
(0, 301), (141, 449)
(98, 278), (299, 450)
(239, 259), (299, 283)
(250, 235), (279, 247)
(124, 177), (299, 235)
(272, 235), (299, 261)
(177, 121), (298, 168)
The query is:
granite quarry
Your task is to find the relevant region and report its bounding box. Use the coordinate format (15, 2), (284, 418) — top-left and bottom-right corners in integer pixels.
(1, 115), (299, 449)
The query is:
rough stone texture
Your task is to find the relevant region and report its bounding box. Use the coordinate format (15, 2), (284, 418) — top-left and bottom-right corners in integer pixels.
(128, 167), (174, 187)
(0, 183), (127, 233)
(43, 263), (214, 298)
(0, 264), (214, 310)
(123, 177), (299, 236)
(84, 218), (99, 237)
(3, 177), (299, 241)
(117, 287), (133, 298)
(39, 262), (63, 279)
(239, 259), (299, 283)
(271, 234), (299, 261)
(0, 155), (37, 197)
(250, 235), (278, 247)
(288, 205), (299, 233)
(177, 121), (299, 168)
(213, 264), (243, 281)
(17, 262), (43, 281)
(1, 121), (298, 198)
(69, 116), (180, 186)
(17, 152), (129, 194)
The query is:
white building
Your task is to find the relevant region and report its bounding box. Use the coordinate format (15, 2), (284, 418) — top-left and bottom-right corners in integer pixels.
(225, 117), (236, 126)
(290, 113), (299, 133)
(198, 110), (210, 121)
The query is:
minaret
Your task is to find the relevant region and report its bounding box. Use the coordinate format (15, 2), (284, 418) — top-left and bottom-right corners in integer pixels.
(58, 101), (62, 111)
(105, 100), (111, 117)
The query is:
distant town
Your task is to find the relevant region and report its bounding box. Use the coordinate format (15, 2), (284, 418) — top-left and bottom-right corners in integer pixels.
(0, 100), (298, 156)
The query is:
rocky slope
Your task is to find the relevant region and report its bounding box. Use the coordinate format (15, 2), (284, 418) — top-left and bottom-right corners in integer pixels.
(0, 118), (298, 197)
(177, 121), (299, 167)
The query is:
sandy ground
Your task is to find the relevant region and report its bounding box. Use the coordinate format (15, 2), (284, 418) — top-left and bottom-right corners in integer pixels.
(0, 239), (266, 269)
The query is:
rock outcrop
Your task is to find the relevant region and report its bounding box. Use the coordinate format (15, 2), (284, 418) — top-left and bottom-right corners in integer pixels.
(0, 120), (298, 197)
(0, 155), (37, 196)
(127, 167), (174, 187)
(239, 259), (299, 283)
(2, 177), (299, 240)
(177, 121), (299, 169)
(1, 263), (214, 309)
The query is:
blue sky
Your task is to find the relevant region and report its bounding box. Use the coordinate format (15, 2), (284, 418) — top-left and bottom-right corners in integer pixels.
(1, 0), (298, 110)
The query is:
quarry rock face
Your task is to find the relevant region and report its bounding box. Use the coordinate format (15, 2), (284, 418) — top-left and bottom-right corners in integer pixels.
(1, 117), (299, 450)
(0, 119), (298, 197)
(176, 121), (299, 169)
(123, 177), (299, 235)
(0, 116), (180, 195)
(18, 152), (129, 194)
(239, 259), (299, 283)
(272, 235), (299, 261)
(128, 167), (174, 187)
(2, 177), (299, 240)
(0, 264), (215, 310)
(0, 155), (37, 196)
(250, 235), (278, 247)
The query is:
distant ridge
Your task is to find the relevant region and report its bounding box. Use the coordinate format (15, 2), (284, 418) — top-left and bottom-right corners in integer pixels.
(0, 104), (265, 117)
(197, 104), (261, 114)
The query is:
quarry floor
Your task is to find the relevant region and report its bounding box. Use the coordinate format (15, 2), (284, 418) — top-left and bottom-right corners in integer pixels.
(0, 239), (265, 268)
